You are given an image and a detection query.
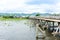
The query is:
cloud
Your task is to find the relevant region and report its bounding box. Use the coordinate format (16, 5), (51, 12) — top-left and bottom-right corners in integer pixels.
(0, 0), (60, 14)
(0, 0), (27, 11)
(25, 0), (60, 13)
(26, 0), (58, 5)
(45, 2), (60, 13)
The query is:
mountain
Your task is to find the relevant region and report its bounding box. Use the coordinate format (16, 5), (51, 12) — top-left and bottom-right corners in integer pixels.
(0, 13), (51, 17)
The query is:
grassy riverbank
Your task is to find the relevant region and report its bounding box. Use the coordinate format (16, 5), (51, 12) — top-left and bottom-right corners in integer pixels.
(0, 17), (28, 21)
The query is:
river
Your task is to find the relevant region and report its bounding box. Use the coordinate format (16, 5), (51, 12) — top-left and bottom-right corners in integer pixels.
(0, 20), (36, 40)
(0, 20), (58, 40)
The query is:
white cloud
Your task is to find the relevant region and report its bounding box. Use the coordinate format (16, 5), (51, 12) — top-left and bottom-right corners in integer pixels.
(0, 0), (60, 14)
(0, 0), (27, 11)
(47, 2), (60, 14)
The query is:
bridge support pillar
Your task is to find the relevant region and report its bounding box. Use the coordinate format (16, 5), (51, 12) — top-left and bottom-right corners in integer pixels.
(36, 24), (39, 39)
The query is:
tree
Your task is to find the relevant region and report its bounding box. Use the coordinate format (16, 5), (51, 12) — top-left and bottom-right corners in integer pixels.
(35, 13), (40, 16)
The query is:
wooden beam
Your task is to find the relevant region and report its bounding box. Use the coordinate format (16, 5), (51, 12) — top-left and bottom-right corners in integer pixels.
(29, 17), (60, 22)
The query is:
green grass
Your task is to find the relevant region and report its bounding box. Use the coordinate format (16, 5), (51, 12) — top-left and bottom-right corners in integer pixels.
(0, 17), (28, 21)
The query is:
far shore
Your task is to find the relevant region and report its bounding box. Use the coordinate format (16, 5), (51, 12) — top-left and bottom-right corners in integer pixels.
(0, 17), (28, 21)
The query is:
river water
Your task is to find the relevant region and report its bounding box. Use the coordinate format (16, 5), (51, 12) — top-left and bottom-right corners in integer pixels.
(0, 20), (58, 40)
(0, 20), (36, 40)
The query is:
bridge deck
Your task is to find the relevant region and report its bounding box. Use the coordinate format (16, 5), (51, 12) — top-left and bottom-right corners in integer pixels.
(29, 17), (60, 22)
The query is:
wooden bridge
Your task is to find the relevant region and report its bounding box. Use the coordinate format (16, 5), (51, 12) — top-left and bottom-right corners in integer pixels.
(29, 16), (60, 40)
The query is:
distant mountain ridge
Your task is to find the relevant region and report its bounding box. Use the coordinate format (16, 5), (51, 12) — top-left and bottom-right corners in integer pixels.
(0, 13), (51, 17)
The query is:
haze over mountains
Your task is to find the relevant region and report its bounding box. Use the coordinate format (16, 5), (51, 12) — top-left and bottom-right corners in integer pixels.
(0, 13), (51, 17)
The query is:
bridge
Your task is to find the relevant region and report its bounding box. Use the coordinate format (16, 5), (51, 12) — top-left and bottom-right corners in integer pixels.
(29, 16), (60, 40)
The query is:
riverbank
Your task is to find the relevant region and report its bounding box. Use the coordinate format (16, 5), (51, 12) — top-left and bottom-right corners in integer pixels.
(0, 17), (28, 21)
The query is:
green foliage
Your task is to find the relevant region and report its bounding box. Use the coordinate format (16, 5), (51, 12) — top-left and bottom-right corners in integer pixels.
(3, 16), (14, 18)
(8, 16), (14, 18)
(24, 16), (29, 19)
(35, 13), (40, 16)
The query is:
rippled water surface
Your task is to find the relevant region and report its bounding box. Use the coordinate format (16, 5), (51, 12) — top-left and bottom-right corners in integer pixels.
(0, 20), (36, 40)
(0, 20), (58, 40)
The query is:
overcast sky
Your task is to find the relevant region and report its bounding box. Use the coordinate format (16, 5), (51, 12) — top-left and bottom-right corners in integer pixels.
(0, 0), (60, 13)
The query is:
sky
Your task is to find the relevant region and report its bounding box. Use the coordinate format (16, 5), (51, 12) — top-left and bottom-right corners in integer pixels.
(0, 0), (60, 14)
